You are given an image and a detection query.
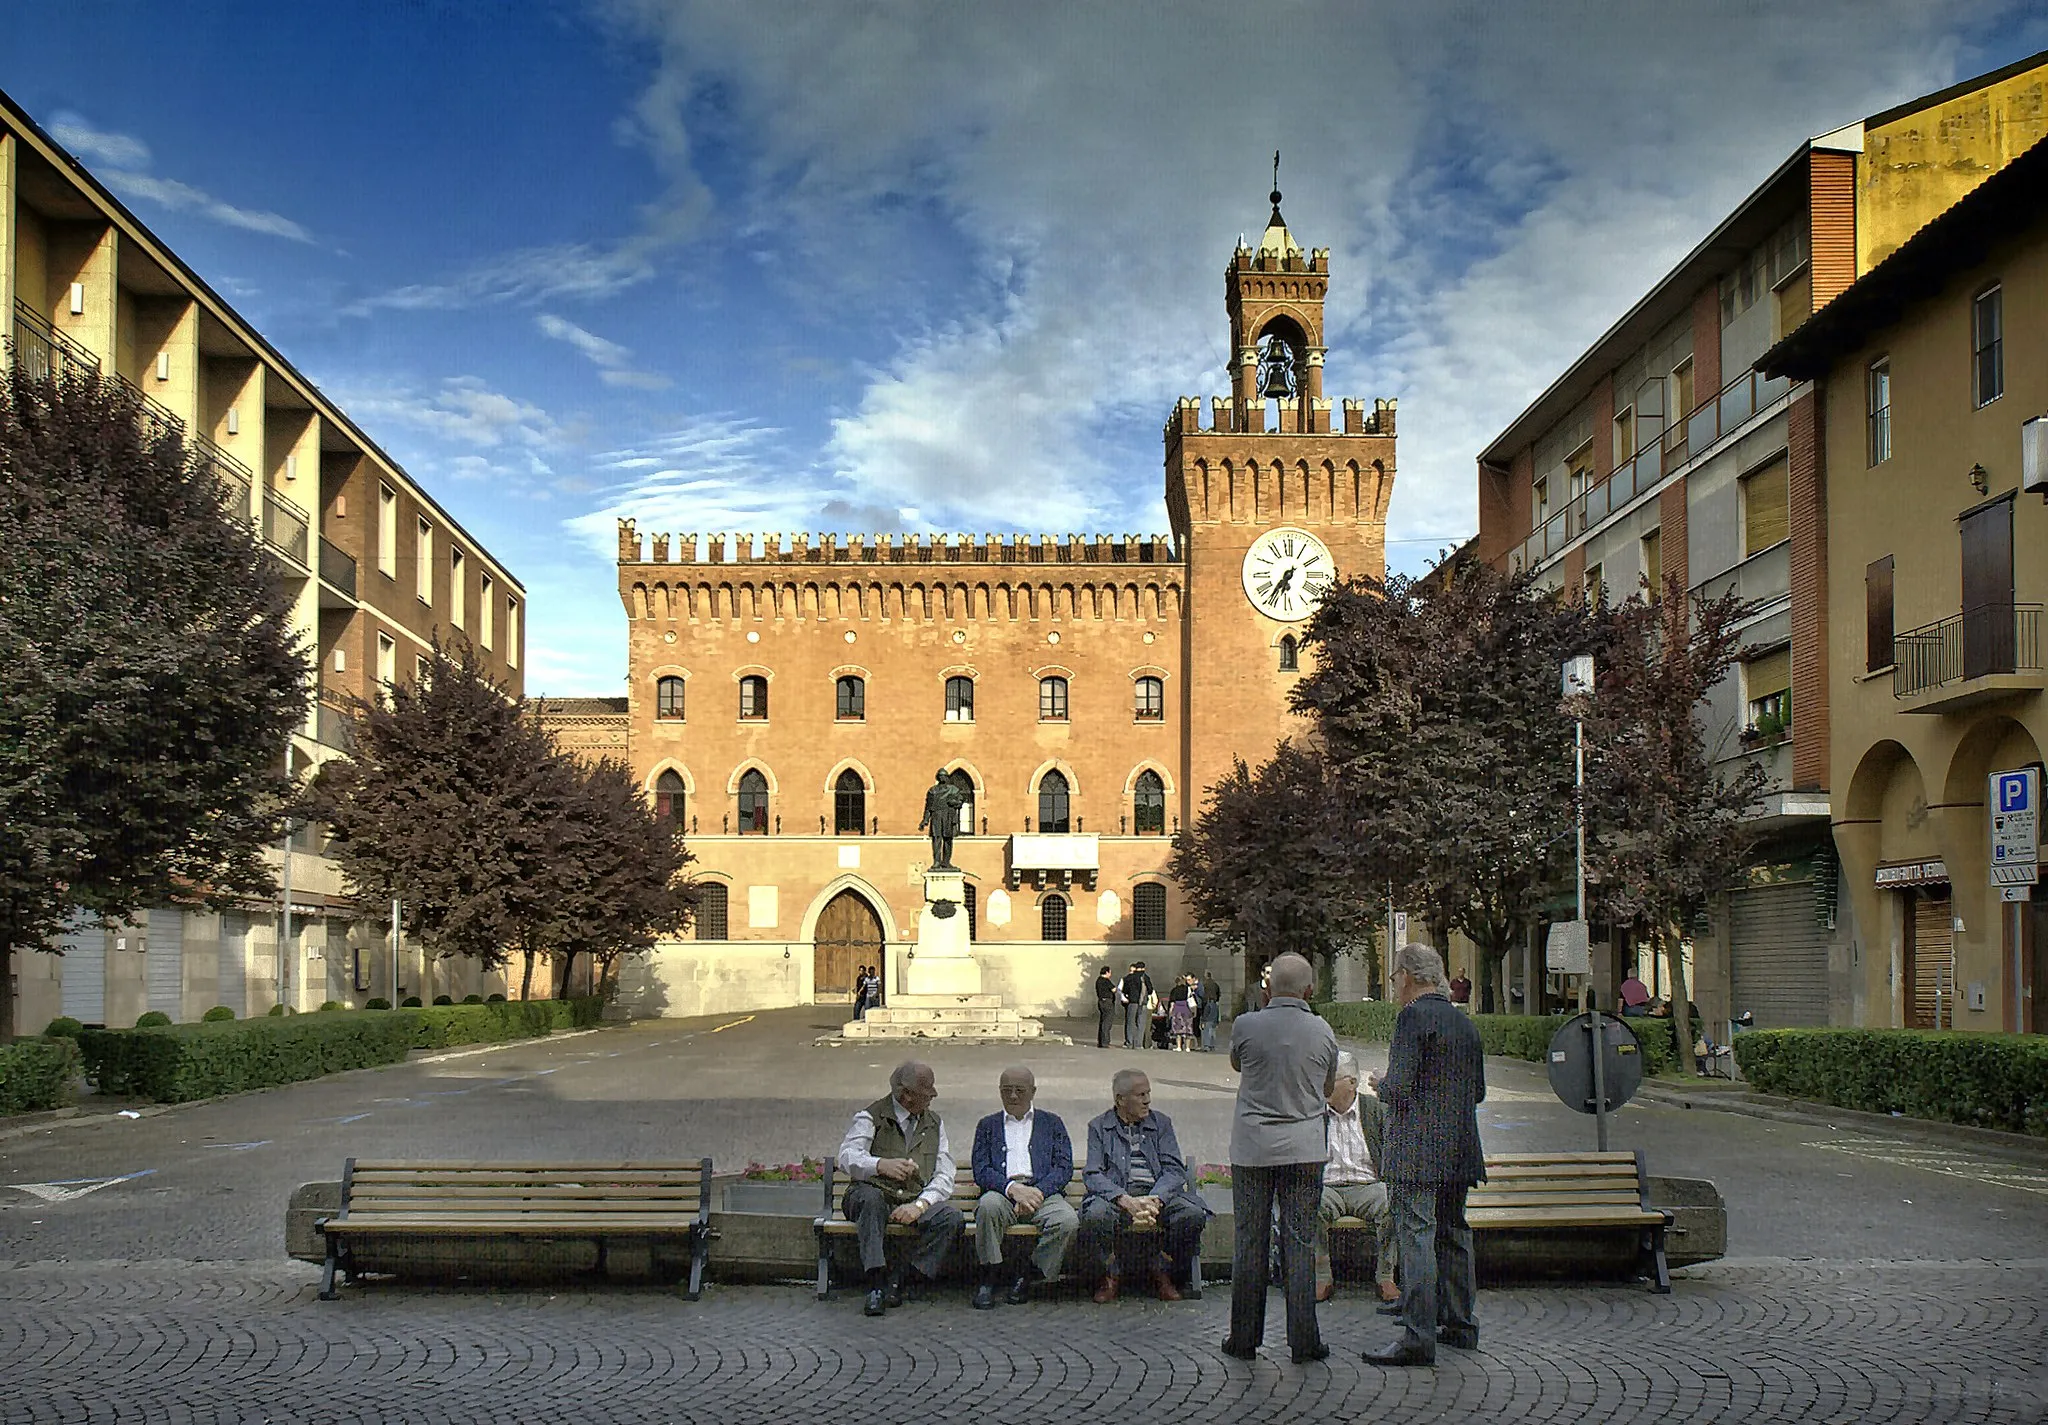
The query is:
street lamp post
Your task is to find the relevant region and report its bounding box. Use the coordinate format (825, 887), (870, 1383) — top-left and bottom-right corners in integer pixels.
(1562, 653), (1609, 1151)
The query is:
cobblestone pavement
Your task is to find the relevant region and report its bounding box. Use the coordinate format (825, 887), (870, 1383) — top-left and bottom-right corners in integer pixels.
(1, 1257), (2043, 1423)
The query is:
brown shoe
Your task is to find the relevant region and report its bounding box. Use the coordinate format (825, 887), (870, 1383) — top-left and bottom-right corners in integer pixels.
(1377, 1281), (1401, 1303)
(1151, 1269), (1183, 1303)
(1315, 1281), (1335, 1303)
(1092, 1275), (1119, 1305)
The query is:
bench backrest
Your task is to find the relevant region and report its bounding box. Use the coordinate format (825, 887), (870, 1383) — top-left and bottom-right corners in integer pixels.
(1469, 1150), (1651, 1214)
(339, 1160), (712, 1222)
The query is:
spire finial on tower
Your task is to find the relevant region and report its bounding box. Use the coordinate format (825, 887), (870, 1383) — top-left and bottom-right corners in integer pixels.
(1270, 149), (1283, 217)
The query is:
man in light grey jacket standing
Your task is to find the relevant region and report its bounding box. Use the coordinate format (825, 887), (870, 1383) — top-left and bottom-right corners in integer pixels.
(1219, 952), (1340, 1365)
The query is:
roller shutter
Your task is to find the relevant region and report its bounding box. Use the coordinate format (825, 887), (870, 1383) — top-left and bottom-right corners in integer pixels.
(58, 919), (106, 1025)
(146, 908), (185, 1019)
(219, 911), (250, 1017)
(1907, 892), (1953, 1030)
(1728, 879), (1829, 1028)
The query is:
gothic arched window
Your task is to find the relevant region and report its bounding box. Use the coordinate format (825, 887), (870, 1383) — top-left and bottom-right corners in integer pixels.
(1041, 894), (1068, 942)
(945, 769), (977, 836)
(654, 769), (685, 827)
(1278, 635), (1299, 672)
(1133, 770), (1166, 836)
(1038, 770), (1071, 833)
(737, 769), (769, 834)
(836, 675), (865, 720)
(834, 768), (867, 835)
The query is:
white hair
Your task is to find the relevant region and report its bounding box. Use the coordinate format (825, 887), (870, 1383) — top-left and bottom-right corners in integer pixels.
(1334, 1050), (1361, 1083)
(1392, 942), (1447, 989)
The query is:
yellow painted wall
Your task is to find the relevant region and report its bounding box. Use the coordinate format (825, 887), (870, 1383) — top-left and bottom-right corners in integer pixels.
(1859, 63), (2048, 272)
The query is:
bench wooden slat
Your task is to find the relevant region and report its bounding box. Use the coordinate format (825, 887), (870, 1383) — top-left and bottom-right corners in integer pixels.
(348, 1161), (707, 1173)
(352, 1185), (703, 1201)
(1468, 1207), (1666, 1227)
(341, 1198), (702, 1215)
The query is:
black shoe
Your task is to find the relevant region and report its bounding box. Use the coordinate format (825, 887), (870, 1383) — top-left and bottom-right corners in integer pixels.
(863, 1287), (886, 1317)
(1437, 1328), (1479, 1351)
(971, 1282), (996, 1310)
(1005, 1274), (1032, 1306)
(1362, 1343), (1435, 1367)
(883, 1273), (907, 1309)
(1220, 1339), (1259, 1361)
(1375, 1302), (1404, 1316)
(1292, 1343), (1331, 1364)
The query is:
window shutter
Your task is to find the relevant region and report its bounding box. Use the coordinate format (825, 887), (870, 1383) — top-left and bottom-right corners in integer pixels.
(1745, 646), (1791, 702)
(1866, 556), (1893, 672)
(1742, 457), (1789, 554)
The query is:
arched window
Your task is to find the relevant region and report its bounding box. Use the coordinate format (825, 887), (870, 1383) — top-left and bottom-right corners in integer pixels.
(654, 769), (686, 827)
(945, 675), (975, 722)
(1041, 894), (1068, 942)
(737, 769), (769, 834)
(945, 769), (977, 836)
(739, 675), (769, 721)
(1132, 883), (1167, 940)
(836, 675), (865, 720)
(1038, 770), (1071, 833)
(1134, 675), (1164, 721)
(1133, 770), (1166, 836)
(1039, 675), (1069, 721)
(656, 675), (686, 721)
(834, 768), (867, 835)
(695, 883), (729, 940)
(1278, 635), (1299, 672)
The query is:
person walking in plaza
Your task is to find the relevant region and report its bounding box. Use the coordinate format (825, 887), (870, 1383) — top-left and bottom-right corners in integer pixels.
(1120, 962), (1153, 1049)
(1362, 944), (1486, 1367)
(1200, 972), (1223, 1052)
(1169, 974), (1196, 1051)
(836, 1060), (965, 1317)
(968, 1066), (1079, 1308)
(1219, 952), (1339, 1365)
(1316, 1050), (1400, 1307)
(1079, 1069), (1211, 1302)
(1095, 966), (1118, 1048)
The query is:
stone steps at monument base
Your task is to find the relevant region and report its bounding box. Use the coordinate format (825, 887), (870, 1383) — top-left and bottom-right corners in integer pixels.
(860, 1007), (1009, 1026)
(835, 1014), (1047, 1041)
(885, 994), (1003, 1010)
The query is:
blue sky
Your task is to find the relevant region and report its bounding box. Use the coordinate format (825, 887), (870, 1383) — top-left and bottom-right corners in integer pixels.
(7, 1), (2045, 695)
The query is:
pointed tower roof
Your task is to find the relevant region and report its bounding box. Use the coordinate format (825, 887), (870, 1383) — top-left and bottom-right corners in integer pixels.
(1256, 159), (1303, 260)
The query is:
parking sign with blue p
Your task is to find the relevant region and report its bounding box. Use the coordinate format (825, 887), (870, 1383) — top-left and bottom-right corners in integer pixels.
(1989, 769), (2039, 885)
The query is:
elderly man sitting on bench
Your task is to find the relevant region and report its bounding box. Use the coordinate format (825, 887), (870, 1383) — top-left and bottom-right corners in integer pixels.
(969, 1065), (1080, 1308)
(837, 1060), (965, 1317)
(1317, 1050), (1401, 1305)
(1078, 1068), (1211, 1303)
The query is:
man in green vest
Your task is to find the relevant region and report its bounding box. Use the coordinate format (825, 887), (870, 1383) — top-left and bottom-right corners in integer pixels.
(836, 1060), (965, 1316)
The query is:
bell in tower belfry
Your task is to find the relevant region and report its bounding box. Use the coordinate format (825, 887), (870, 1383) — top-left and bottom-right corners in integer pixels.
(1258, 331), (1297, 399)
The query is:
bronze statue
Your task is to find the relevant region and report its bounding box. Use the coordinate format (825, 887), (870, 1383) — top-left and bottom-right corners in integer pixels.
(919, 771), (965, 870)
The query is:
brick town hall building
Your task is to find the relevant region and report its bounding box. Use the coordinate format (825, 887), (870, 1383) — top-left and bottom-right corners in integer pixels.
(597, 194), (1396, 1020)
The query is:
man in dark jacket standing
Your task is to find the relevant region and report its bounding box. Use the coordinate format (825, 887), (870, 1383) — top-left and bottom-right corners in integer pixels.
(1120, 962), (1153, 1049)
(1095, 967), (1118, 1048)
(1362, 943), (1486, 1367)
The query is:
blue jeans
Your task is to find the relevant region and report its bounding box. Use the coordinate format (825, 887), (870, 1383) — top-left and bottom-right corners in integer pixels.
(1389, 1180), (1477, 1357)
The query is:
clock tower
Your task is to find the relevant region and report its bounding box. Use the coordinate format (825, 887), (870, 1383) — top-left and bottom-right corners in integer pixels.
(1165, 178), (1397, 825)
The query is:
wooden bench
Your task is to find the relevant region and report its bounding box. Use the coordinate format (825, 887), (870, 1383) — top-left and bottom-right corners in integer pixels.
(812, 1164), (1204, 1299)
(1327, 1149), (1673, 1292)
(317, 1159), (717, 1301)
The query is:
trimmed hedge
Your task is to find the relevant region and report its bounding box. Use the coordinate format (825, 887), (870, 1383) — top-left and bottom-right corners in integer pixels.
(76, 998), (604, 1104)
(1734, 1029), (2048, 1138)
(1315, 1001), (1676, 1077)
(1, 1037), (83, 1113)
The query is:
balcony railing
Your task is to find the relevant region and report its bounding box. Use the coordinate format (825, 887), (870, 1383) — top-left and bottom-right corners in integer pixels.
(1894, 605), (2042, 699)
(262, 485), (311, 568)
(10, 299), (99, 381)
(315, 689), (355, 751)
(319, 537), (357, 597)
(1511, 366), (1793, 574)
(115, 372), (188, 447)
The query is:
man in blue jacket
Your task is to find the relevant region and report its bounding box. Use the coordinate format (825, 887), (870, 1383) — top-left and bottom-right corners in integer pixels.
(1362, 943), (1487, 1367)
(969, 1066), (1079, 1308)
(1078, 1068), (1212, 1302)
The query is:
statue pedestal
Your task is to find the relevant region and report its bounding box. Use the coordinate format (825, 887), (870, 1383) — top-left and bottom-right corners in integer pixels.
(904, 869), (980, 996)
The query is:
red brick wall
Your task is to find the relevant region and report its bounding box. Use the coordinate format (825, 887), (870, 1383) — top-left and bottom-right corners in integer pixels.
(1690, 284), (1721, 408)
(1788, 387), (1829, 792)
(1658, 480), (1689, 596)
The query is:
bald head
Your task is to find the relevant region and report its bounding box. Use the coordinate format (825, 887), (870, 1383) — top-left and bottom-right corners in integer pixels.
(998, 1065), (1037, 1118)
(1268, 952), (1314, 1000)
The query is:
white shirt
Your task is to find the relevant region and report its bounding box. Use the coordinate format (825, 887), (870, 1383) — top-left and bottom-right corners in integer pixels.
(1324, 1097), (1378, 1188)
(837, 1099), (956, 1213)
(1003, 1109), (1035, 1182)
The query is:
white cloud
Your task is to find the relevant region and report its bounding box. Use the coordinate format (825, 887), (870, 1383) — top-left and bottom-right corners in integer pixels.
(597, 0), (2008, 568)
(48, 112), (312, 243)
(537, 313), (673, 390)
(348, 244), (663, 314)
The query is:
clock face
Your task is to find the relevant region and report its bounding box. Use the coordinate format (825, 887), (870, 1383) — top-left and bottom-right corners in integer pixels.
(1241, 528), (1334, 622)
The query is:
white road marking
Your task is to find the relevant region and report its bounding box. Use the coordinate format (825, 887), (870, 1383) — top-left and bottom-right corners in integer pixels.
(1804, 1136), (2048, 1196)
(11, 1169), (157, 1203)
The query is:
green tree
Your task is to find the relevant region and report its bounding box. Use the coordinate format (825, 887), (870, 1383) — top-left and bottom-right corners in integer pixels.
(1292, 564), (1596, 1013)
(1168, 743), (1378, 998)
(0, 364), (308, 1039)
(1581, 581), (1766, 1073)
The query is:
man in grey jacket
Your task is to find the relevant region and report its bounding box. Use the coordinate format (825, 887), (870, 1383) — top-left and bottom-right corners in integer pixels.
(1220, 953), (1339, 1365)
(1362, 943), (1486, 1367)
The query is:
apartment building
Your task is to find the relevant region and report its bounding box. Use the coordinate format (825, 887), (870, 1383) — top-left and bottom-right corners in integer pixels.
(1761, 134), (2047, 1035)
(1471, 53), (2048, 1033)
(2, 89), (526, 1032)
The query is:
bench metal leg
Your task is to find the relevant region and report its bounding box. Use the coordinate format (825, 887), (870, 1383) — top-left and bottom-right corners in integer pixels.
(815, 1231), (833, 1300)
(1187, 1252), (1203, 1300)
(318, 1235), (341, 1301)
(1645, 1226), (1672, 1293)
(686, 1233), (708, 1302)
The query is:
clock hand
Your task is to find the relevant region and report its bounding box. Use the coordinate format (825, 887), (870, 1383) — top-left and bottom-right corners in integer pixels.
(1273, 567), (1295, 595)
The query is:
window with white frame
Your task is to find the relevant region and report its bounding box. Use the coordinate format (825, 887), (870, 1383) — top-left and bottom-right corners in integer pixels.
(1867, 359), (1891, 466)
(1973, 285), (2003, 407)
(480, 572), (495, 648)
(376, 632), (396, 689)
(378, 485), (397, 576)
(450, 548), (466, 629)
(505, 598), (519, 669)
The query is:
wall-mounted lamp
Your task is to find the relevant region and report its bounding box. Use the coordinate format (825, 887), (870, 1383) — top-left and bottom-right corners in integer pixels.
(69, 283), (84, 315)
(285, 454), (298, 481)
(226, 408), (240, 436)
(155, 352), (170, 381)
(782, 948), (791, 960)
(1969, 463), (1989, 494)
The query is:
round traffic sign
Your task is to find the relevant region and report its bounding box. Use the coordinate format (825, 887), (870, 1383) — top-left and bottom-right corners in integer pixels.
(1546, 1012), (1645, 1115)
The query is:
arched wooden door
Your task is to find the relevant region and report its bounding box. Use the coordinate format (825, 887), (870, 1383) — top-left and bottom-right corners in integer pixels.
(814, 890), (883, 999)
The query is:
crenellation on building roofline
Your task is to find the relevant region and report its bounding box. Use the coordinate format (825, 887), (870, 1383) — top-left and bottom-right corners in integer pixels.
(617, 520), (1185, 568)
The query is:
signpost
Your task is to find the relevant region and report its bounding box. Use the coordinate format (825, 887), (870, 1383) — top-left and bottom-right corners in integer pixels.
(1546, 1005), (1644, 1151)
(1991, 769), (2039, 1033)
